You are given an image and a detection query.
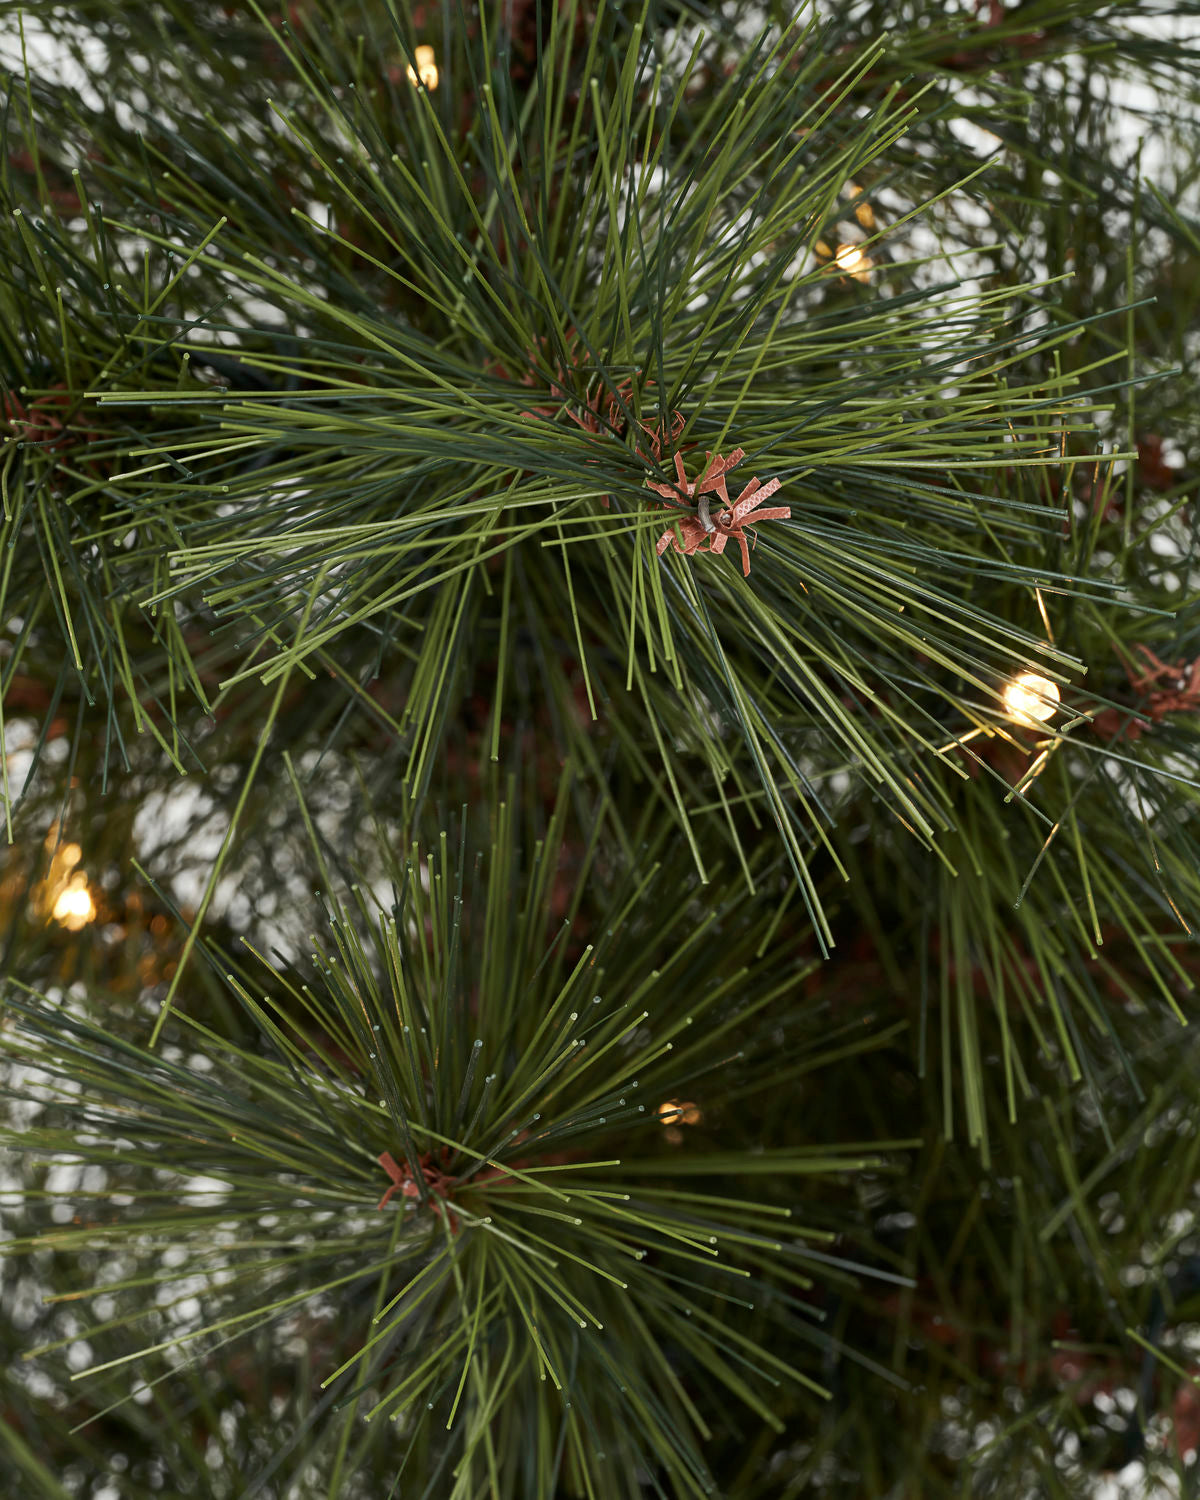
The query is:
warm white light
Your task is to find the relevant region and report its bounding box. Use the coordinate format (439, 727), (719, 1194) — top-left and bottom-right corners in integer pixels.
(833, 242), (872, 282)
(1003, 671), (1061, 728)
(52, 874), (95, 931)
(657, 1099), (701, 1127)
(657, 1098), (701, 1146)
(38, 831), (97, 931)
(844, 182), (876, 229)
(406, 45), (438, 89)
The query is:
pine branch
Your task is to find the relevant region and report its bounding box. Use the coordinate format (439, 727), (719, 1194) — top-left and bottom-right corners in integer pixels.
(0, 769), (911, 1496)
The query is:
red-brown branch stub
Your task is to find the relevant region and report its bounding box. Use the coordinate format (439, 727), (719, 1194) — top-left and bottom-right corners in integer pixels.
(650, 448), (790, 577)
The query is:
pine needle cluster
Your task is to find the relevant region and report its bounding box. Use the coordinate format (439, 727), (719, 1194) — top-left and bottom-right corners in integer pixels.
(1, 0), (1199, 1496)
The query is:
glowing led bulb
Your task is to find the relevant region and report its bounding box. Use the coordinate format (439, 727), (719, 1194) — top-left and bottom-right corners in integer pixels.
(833, 242), (872, 282)
(405, 45), (438, 89)
(656, 1099), (701, 1143)
(657, 1100), (701, 1126)
(843, 182), (876, 229)
(52, 874), (96, 931)
(1003, 671), (1060, 728)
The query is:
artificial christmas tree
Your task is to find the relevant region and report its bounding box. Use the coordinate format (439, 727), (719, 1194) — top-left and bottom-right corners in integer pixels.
(1, 1), (1199, 1495)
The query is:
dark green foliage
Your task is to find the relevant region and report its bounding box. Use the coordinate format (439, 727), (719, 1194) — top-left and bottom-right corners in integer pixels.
(2, 770), (909, 1497)
(1, 0), (1200, 1496)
